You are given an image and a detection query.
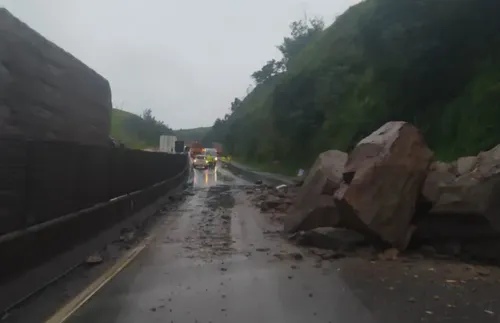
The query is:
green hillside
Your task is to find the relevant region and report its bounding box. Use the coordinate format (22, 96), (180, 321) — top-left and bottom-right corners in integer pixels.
(175, 127), (210, 143)
(204, 0), (500, 169)
(111, 108), (173, 149)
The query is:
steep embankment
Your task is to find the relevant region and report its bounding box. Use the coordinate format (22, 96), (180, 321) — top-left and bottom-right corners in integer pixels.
(111, 109), (173, 149)
(205, 0), (500, 169)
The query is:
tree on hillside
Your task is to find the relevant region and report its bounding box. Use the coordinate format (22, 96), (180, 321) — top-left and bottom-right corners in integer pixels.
(124, 108), (173, 145)
(277, 17), (325, 67)
(251, 18), (324, 85)
(142, 108), (155, 122)
(251, 59), (285, 85)
(230, 98), (242, 112)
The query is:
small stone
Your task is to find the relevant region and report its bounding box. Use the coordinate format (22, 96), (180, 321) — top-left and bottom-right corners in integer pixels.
(408, 297), (416, 303)
(274, 253), (285, 260)
(291, 252), (304, 260)
(288, 275), (293, 279)
(378, 248), (399, 261)
(476, 267), (491, 276)
(256, 247), (270, 252)
(85, 253), (103, 264)
(425, 311), (433, 315)
(308, 293), (313, 298)
(150, 307), (157, 312)
(291, 265), (298, 269)
(119, 231), (135, 242)
(220, 267), (228, 272)
(485, 310), (494, 315)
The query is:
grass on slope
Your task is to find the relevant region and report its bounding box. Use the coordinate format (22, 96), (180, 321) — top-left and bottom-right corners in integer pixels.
(111, 109), (156, 149)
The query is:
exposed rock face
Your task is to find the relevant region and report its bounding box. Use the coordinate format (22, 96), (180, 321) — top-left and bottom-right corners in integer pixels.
(422, 144), (500, 232)
(0, 9), (112, 146)
(334, 121), (433, 249)
(284, 150), (347, 233)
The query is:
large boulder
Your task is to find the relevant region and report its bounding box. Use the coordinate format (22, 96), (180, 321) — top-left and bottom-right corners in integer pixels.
(0, 9), (112, 146)
(334, 121), (433, 249)
(422, 144), (500, 232)
(284, 150), (347, 233)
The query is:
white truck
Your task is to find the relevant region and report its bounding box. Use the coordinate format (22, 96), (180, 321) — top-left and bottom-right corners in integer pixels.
(159, 135), (177, 153)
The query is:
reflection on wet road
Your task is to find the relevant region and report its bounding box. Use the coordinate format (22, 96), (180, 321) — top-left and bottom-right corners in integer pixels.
(192, 163), (246, 188)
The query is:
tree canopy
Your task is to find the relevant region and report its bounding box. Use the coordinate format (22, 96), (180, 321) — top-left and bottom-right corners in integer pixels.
(204, 0), (500, 170)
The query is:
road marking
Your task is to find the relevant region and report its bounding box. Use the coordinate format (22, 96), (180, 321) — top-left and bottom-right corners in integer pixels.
(45, 240), (150, 323)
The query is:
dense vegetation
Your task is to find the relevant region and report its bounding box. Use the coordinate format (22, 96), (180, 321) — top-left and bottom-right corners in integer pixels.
(111, 108), (173, 149)
(175, 127), (210, 143)
(203, 0), (500, 170)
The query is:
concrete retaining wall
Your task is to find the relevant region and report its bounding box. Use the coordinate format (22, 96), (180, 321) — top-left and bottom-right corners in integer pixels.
(0, 9), (112, 146)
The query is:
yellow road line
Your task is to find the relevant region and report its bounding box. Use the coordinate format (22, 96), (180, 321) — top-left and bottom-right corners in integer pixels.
(45, 240), (150, 323)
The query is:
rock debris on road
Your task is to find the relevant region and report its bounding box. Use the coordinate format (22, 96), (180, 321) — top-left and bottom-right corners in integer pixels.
(3, 165), (500, 323)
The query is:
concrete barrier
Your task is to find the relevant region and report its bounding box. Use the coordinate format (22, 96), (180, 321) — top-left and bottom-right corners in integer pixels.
(0, 8), (112, 146)
(0, 161), (189, 313)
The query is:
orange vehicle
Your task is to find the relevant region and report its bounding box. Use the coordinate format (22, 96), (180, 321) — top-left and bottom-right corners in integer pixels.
(189, 141), (204, 159)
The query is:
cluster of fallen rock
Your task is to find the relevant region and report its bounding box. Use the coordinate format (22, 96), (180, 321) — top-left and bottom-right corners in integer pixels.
(247, 182), (297, 217)
(282, 121), (500, 263)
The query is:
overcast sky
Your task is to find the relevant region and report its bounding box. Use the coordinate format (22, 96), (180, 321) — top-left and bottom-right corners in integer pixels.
(0, 0), (358, 129)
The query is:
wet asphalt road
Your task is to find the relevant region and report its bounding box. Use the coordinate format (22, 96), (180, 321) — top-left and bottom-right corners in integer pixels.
(64, 165), (375, 323)
(3, 165), (499, 323)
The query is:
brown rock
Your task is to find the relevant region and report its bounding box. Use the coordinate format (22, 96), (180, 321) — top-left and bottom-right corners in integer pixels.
(429, 161), (453, 173)
(378, 248), (399, 261)
(260, 197), (283, 212)
(284, 150), (347, 233)
(424, 144), (500, 231)
(85, 253), (103, 264)
(421, 168), (456, 203)
(456, 156), (477, 176)
(334, 121), (433, 249)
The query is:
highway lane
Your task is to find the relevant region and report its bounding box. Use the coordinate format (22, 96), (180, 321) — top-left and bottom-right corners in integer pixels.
(60, 164), (375, 323)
